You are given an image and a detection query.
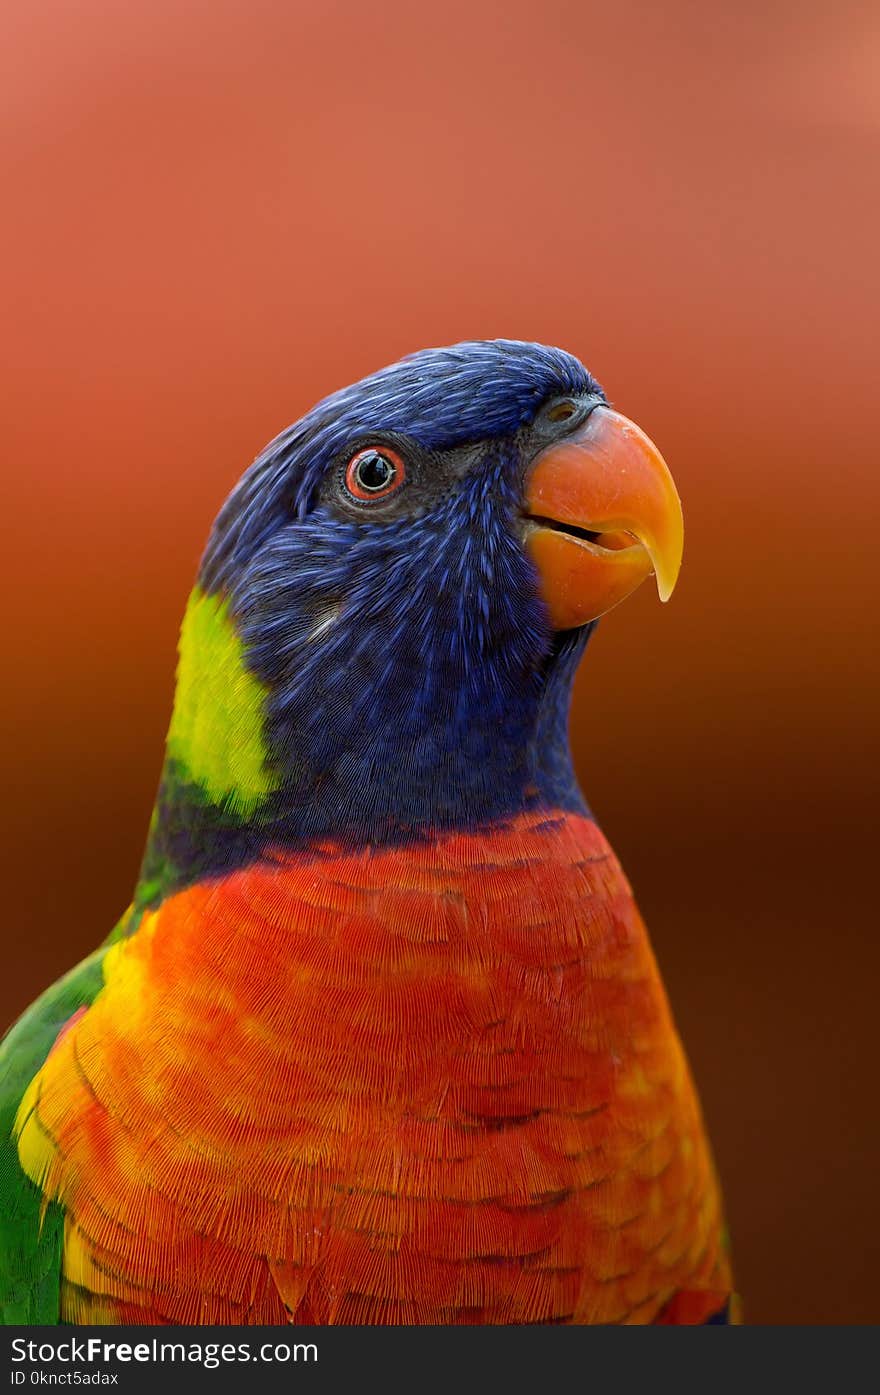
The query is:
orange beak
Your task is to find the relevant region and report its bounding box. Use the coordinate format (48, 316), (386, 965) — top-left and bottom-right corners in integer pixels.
(524, 406), (684, 629)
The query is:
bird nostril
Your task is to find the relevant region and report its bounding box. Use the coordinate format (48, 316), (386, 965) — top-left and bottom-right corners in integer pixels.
(545, 400), (578, 423)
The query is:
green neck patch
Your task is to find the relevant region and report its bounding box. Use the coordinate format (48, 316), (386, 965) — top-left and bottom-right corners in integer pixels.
(165, 587), (280, 817)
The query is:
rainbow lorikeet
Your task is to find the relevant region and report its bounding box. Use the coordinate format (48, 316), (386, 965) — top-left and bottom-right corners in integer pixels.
(1, 341), (734, 1325)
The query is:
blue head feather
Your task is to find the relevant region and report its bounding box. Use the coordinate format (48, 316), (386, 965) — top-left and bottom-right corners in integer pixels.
(142, 340), (605, 897)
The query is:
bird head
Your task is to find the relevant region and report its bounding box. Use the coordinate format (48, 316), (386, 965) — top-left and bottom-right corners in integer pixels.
(141, 340), (682, 899)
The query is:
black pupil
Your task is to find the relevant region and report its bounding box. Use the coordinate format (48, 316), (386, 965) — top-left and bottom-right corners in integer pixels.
(355, 451), (395, 491)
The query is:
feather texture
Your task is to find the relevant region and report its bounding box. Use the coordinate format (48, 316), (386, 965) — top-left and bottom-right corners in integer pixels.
(16, 813), (731, 1324)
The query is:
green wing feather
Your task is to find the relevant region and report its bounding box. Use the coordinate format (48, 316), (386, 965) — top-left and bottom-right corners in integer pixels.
(0, 949), (107, 1323)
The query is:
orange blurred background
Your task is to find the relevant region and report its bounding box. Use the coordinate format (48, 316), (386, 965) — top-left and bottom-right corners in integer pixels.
(2, 0), (878, 1323)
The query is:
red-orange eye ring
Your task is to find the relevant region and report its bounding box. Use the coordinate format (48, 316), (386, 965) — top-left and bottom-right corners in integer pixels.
(344, 446), (406, 501)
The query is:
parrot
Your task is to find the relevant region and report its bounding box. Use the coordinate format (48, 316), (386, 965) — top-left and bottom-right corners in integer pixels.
(0, 339), (735, 1325)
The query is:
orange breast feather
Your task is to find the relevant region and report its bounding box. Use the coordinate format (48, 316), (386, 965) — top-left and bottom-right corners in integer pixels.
(17, 812), (731, 1323)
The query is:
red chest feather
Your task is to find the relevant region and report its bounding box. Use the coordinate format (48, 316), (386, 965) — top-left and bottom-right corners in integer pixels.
(21, 812), (730, 1323)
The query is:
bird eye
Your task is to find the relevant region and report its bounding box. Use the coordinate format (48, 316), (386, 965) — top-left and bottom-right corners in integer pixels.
(344, 446), (406, 501)
(545, 399), (578, 423)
